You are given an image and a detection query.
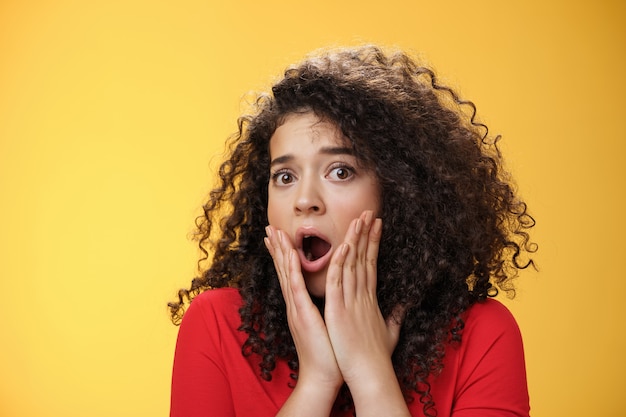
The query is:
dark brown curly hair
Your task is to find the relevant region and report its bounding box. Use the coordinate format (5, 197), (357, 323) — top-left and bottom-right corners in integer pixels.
(169, 45), (536, 415)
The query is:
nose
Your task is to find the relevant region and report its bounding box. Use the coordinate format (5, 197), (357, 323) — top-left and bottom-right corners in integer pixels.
(294, 176), (325, 215)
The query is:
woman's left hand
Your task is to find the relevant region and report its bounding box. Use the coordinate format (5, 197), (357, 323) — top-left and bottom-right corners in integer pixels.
(323, 210), (408, 415)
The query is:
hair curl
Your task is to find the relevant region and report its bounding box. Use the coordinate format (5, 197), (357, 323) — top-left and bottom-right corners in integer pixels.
(169, 45), (536, 415)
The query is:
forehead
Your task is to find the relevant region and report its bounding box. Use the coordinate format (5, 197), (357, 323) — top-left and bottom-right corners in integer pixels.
(269, 113), (348, 152)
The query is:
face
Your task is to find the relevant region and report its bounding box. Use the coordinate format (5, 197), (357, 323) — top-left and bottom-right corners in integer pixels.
(267, 112), (381, 297)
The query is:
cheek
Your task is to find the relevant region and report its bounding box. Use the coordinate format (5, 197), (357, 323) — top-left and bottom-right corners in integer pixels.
(370, 185), (383, 216)
(266, 194), (283, 226)
(266, 201), (276, 225)
(333, 190), (380, 224)
(351, 185), (382, 214)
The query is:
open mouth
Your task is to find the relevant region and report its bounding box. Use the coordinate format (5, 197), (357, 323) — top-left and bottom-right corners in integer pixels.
(302, 235), (331, 261)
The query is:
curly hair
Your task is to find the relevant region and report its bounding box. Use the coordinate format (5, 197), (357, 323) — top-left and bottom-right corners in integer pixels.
(169, 45), (536, 415)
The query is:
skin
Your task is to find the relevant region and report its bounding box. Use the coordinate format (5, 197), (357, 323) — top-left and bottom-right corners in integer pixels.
(264, 113), (410, 416)
(266, 112), (382, 297)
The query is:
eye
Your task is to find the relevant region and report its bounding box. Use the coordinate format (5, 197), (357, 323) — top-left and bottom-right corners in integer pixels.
(271, 169), (295, 185)
(328, 165), (354, 181)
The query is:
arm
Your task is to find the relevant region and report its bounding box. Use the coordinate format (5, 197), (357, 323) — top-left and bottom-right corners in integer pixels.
(170, 297), (235, 417)
(450, 300), (530, 417)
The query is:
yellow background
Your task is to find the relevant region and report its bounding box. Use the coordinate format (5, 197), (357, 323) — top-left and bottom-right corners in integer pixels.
(1, 0), (624, 416)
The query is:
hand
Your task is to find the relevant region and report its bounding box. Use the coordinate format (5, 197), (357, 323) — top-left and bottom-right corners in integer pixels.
(264, 227), (343, 398)
(323, 211), (407, 412)
(265, 213), (408, 417)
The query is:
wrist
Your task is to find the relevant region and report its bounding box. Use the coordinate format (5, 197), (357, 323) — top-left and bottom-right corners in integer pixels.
(295, 371), (343, 399)
(277, 377), (342, 417)
(344, 362), (410, 417)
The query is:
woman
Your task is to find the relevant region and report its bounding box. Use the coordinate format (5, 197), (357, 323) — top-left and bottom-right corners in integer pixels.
(169, 45), (536, 417)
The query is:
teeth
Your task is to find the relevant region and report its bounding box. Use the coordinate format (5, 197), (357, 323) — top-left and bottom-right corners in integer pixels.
(303, 235), (312, 261)
(302, 235), (319, 262)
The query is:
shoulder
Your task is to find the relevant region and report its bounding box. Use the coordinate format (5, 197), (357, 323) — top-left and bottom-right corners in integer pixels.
(445, 298), (527, 378)
(180, 287), (243, 331)
(452, 298), (527, 378)
(463, 298), (521, 333)
(189, 287), (243, 311)
(171, 288), (251, 416)
(433, 299), (530, 416)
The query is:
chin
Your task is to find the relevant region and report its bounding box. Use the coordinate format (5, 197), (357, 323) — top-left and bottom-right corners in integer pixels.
(303, 272), (327, 299)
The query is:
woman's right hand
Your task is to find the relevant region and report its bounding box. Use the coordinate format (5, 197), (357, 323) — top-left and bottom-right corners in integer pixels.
(264, 226), (343, 416)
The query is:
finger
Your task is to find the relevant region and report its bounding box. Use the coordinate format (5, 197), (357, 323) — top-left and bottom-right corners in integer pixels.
(354, 210), (375, 294)
(265, 233), (289, 305)
(365, 217), (382, 293)
(267, 227), (287, 279)
(286, 248), (310, 308)
(265, 226), (283, 277)
(265, 227), (294, 308)
(264, 236), (274, 257)
(326, 242), (349, 309)
(340, 217), (361, 300)
(275, 230), (317, 314)
(340, 210), (375, 300)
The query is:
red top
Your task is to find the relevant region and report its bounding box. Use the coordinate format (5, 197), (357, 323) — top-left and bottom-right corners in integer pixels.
(170, 288), (529, 417)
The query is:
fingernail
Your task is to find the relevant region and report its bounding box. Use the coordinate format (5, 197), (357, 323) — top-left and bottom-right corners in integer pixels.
(355, 218), (362, 234)
(373, 218), (382, 235)
(341, 243), (349, 256)
(265, 226), (272, 238)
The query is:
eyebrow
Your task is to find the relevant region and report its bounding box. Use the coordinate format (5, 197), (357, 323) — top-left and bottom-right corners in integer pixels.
(269, 146), (354, 167)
